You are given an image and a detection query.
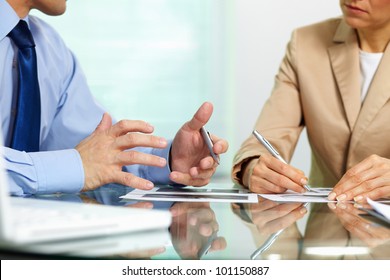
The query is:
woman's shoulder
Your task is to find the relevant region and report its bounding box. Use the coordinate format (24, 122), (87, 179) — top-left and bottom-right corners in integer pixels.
(290, 17), (345, 49)
(297, 17), (343, 34)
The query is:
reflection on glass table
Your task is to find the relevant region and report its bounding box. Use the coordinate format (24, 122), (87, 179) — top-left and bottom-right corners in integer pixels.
(11, 229), (171, 259)
(250, 202), (310, 259)
(169, 202), (227, 260)
(232, 197), (390, 260)
(1, 183), (390, 260)
(232, 197), (309, 260)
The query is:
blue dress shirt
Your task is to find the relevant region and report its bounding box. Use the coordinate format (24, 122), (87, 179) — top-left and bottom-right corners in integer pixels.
(0, 0), (172, 196)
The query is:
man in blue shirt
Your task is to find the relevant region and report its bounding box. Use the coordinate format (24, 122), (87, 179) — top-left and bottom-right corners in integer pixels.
(0, 0), (228, 195)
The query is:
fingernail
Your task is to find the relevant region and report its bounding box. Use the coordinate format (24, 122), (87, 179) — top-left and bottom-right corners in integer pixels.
(146, 182), (154, 189)
(189, 216), (197, 226)
(328, 202), (336, 210)
(336, 194), (347, 201)
(300, 177), (308, 185)
(328, 192), (337, 200)
(169, 208), (178, 216)
(300, 207), (307, 214)
(144, 202), (153, 209)
(160, 138), (167, 146)
(147, 123), (154, 131)
(159, 158), (167, 166)
(337, 202), (347, 209)
(354, 195), (363, 202)
(155, 247), (166, 254)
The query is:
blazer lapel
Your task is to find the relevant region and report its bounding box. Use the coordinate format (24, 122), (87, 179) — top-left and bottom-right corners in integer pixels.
(350, 44), (390, 147)
(328, 21), (361, 131)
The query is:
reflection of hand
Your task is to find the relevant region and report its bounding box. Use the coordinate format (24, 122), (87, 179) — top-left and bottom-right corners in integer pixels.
(247, 198), (307, 234)
(118, 247), (166, 259)
(170, 102), (229, 186)
(169, 202), (226, 259)
(76, 113), (168, 192)
(329, 155), (390, 202)
(328, 202), (390, 247)
(78, 194), (101, 204)
(245, 154), (308, 194)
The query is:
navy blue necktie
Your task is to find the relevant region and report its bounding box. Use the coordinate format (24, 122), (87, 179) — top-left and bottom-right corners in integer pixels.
(8, 20), (41, 152)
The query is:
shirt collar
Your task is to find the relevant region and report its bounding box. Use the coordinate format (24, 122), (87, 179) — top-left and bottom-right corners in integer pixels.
(0, 0), (27, 41)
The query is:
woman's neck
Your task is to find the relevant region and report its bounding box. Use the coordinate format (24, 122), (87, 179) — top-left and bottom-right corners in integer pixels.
(357, 27), (390, 53)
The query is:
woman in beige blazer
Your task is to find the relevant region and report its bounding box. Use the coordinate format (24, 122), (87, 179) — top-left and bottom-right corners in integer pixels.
(232, 0), (390, 202)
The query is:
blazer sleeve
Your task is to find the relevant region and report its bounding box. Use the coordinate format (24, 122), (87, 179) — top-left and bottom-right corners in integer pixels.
(232, 30), (305, 186)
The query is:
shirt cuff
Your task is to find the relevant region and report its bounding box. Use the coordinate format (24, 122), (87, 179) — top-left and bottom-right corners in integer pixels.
(29, 149), (84, 194)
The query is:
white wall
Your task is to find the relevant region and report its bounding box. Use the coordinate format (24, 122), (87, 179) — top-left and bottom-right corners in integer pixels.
(231, 0), (341, 174)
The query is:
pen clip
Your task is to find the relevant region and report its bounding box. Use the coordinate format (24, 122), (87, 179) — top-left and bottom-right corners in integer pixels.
(206, 131), (214, 144)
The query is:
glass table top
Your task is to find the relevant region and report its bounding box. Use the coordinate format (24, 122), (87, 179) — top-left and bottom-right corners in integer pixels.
(1, 182), (389, 260)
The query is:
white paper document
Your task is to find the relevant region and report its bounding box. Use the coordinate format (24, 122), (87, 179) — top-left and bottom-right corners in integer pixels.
(367, 198), (390, 221)
(120, 187), (259, 203)
(259, 188), (334, 203)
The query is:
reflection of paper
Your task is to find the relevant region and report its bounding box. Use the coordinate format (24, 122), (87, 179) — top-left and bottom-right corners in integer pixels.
(259, 188), (333, 203)
(120, 187), (258, 203)
(367, 198), (390, 220)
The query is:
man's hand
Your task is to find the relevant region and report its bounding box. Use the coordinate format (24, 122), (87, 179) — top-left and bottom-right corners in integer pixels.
(76, 113), (168, 191)
(169, 102), (228, 186)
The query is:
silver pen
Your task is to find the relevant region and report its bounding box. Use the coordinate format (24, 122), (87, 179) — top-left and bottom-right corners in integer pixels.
(250, 228), (284, 260)
(197, 231), (218, 259)
(201, 126), (220, 165)
(252, 130), (311, 192)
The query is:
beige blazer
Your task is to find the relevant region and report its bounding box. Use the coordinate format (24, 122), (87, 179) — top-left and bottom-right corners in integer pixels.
(232, 18), (390, 188)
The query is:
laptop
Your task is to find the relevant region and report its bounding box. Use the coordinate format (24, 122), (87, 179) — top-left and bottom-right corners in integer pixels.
(0, 136), (172, 245)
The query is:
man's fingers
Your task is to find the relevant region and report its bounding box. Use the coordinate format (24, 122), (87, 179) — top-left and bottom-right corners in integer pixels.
(117, 150), (167, 167)
(95, 113), (113, 132)
(109, 119), (155, 137)
(114, 171), (154, 190)
(186, 102), (213, 131)
(212, 138), (229, 155)
(115, 133), (167, 150)
(170, 171), (210, 187)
